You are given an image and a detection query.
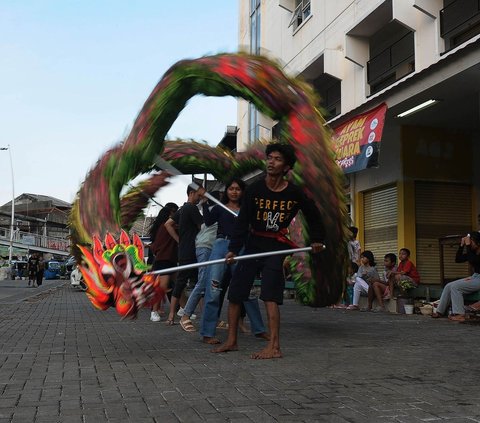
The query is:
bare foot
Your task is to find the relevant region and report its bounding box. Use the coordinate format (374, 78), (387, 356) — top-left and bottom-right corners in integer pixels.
(255, 332), (270, 341)
(202, 337), (221, 345)
(250, 347), (282, 359)
(211, 343), (238, 353)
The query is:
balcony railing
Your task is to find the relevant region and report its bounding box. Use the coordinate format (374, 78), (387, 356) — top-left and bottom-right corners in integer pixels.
(440, 0), (480, 38)
(367, 32), (415, 91)
(0, 228), (70, 252)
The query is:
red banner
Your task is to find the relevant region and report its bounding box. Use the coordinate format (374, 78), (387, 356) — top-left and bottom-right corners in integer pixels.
(332, 103), (387, 173)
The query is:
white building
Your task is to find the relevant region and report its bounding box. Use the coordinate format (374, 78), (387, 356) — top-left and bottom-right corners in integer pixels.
(237, 0), (480, 286)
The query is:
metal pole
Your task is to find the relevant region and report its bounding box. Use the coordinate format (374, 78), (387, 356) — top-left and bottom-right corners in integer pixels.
(148, 246), (321, 276)
(0, 145), (14, 266)
(154, 156), (237, 216)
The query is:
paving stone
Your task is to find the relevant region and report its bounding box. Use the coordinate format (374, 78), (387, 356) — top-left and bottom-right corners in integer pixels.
(3, 282), (480, 421)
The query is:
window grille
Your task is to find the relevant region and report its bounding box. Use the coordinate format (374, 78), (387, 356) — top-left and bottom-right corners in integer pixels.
(289, 0), (311, 31)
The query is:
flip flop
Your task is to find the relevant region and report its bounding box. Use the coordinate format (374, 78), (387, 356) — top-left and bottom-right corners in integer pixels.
(465, 304), (480, 312)
(165, 319), (175, 326)
(180, 318), (196, 332)
(448, 314), (466, 322)
(431, 312), (445, 319)
(216, 320), (229, 329)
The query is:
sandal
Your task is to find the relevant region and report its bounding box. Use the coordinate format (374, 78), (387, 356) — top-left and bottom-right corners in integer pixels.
(431, 312), (445, 319)
(216, 320), (229, 329)
(180, 318), (196, 332)
(465, 303), (480, 312)
(448, 314), (466, 322)
(346, 305), (359, 311)
(165, 319), (175, 326)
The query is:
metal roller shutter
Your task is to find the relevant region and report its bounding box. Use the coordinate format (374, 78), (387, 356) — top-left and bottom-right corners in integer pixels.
(415, 182), (471, 284)
(363, 185), (398, 265)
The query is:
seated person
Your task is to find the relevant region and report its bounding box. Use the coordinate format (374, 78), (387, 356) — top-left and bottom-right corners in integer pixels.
(333, 261), (358, 308)
(366, 253), (397, 312)
(347, 251), (378, 310)
(387, 248), (420, 298)
(432, 231), (480, 322)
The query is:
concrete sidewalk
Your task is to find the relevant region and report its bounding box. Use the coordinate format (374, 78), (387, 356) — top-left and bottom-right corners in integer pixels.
(0, 278), (67, 304)
(0, 283), (479, 422)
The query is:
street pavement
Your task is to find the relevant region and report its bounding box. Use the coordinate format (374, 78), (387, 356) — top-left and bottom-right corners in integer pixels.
(0, 280), (479, 423)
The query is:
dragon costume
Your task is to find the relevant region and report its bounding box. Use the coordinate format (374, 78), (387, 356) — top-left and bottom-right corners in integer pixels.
(70, 53), (350, 318)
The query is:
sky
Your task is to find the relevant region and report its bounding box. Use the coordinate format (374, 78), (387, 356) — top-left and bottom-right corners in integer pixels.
(0, 1), (239, 215)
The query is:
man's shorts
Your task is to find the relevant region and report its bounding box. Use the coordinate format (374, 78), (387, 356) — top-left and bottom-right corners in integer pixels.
(228, 253), (286, 305)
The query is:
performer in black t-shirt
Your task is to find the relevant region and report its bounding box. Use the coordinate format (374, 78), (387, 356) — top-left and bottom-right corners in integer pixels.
(213, 143), (325, 359)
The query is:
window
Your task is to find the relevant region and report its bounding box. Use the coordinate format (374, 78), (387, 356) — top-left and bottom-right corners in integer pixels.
(250, 0), (261, 54)
(248, 103), (259, 143)
(289, 0), (311, 32)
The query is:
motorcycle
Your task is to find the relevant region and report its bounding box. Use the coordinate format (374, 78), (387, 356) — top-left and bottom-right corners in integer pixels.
(70, 266), (87, 291)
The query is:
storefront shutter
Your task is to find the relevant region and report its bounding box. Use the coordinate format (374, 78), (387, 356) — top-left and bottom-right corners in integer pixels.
(363, 185), (398, 265)
(415, 181), (471, 285)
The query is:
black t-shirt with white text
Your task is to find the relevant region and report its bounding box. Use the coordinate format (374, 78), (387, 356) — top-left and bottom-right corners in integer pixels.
(228, 179), (325, 254)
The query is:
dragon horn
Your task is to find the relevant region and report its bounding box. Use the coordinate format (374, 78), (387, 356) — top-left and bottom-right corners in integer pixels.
(132, 233), (144, 262)
(105, 232), (117, 250)
(93, 236), (106, 264)
(119, 229), (131, 246)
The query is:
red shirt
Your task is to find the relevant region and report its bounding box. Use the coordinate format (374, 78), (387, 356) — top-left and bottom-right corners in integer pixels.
(397, 259), (420, 284)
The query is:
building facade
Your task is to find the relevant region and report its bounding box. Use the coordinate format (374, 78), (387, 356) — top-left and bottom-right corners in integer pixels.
(237, 0), (480, 285)
(0, 193), (71, 258)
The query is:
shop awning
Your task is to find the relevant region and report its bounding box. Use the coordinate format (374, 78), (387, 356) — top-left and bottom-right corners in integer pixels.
(332, 103), (387, 174)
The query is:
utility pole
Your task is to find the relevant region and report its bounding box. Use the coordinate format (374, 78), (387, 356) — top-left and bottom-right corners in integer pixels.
(0, 145), (15, 265)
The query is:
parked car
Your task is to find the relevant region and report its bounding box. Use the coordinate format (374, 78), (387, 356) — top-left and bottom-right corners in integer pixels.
(11, 261), (28, 280)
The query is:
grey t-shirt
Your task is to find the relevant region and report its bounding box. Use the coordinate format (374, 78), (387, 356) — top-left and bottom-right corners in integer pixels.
(358, 264), (379, 282)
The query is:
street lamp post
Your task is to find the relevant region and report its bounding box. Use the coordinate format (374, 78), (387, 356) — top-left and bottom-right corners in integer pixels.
(0, 145), (15, 265)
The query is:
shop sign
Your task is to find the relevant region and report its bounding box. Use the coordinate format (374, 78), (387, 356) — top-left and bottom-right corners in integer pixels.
(332, 103), (387, 173)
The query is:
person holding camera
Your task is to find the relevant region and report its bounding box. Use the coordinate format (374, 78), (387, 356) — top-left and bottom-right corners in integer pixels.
(432, 231), (480, 322)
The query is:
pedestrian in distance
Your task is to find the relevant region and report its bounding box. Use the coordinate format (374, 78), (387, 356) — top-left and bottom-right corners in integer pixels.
(27, 253), (39, 287)
(36, 255), (45, 287)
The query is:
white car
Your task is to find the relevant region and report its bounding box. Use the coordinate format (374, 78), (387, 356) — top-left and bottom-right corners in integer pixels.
(70, 266), (87, 291)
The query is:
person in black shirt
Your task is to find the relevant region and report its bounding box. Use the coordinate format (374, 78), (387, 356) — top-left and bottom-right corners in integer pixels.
(27, 253), (39, 287)
(165, 186), (203, 324)
(213, 143), (325, 359)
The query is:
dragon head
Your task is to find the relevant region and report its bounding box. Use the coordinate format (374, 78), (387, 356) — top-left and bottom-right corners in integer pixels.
(78, 230), (165, 318)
